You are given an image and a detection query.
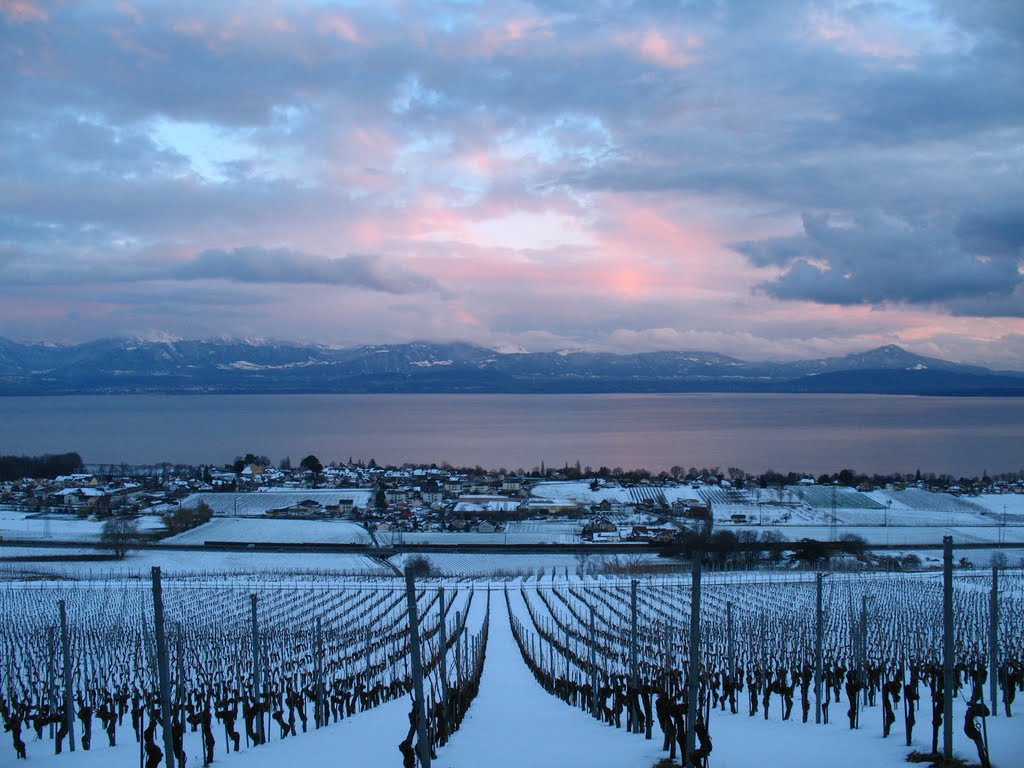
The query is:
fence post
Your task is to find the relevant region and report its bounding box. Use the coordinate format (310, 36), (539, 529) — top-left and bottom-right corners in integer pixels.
(860, 594), (868, 713)
(47, 625), (56, 739)
(989, 565), (998, 718)
(250, 594), (264, 745)
(438, 587), (449, 715)
(405, 572), (431, 768)
(815, 574), (823, 725)
(942, 536), (953, 761)
(176, 626), (185, 727)
(151, 567), (175, 768)
(589, 606), (598, 719)
(315, 616), (324, 729)
(727, 600), (735, 707)
(455, 610), (462, 688)
(58, 599), (76, 753)
(630, 579), (639, 732)
(686, 552), (702, 767)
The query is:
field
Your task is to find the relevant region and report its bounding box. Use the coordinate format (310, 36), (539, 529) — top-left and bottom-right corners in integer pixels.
(2, 558), (1023, 768)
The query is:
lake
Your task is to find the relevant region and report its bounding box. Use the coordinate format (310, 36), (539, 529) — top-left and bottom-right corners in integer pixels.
(0, 393), (1021, 476)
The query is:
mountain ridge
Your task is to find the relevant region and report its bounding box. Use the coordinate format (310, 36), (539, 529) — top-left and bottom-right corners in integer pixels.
(0, 338), (1020, 396)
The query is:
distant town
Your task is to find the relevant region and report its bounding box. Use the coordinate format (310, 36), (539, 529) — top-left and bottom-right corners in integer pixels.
(2, 452), (1022, 573)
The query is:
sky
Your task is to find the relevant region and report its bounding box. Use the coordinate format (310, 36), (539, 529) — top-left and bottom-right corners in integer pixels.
(1, 0), (1022, 367)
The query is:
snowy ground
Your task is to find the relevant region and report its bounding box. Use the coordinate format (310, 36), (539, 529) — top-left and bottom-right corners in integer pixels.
(0, 508), (165, 542)
(717, 522), (1024, 546)
(379, 530), (581, 545)
(0, 546), (394, 579)
(387, 552), (639, 578)
(162, 516), (373, 546)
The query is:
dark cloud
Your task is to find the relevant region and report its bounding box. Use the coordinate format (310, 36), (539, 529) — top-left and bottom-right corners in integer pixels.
(177, 247), (448, 295)
(0, 244), (447, 297)
(734, 212), (1022, 312)
(956, 209), (1024, 258)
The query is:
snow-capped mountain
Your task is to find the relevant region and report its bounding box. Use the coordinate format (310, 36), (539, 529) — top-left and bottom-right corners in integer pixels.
(0, 338), (1019, 395)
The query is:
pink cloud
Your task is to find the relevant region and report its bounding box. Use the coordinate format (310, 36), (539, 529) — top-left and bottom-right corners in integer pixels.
(618, 29), (700, 70)
(317, 13), (361, 44)
(0, 0), (47, 24)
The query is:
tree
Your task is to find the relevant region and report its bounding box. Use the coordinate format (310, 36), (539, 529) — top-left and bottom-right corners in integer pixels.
(300, 454), (324, 475)
(164, 501), (213, 535)
(102, 516), (140, 559)
(405, 555), (432, 577)
(789, 538), (831, 565)
(838, 533), (867, 558)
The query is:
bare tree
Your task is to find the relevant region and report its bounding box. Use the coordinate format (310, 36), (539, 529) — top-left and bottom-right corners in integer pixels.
(101, 516), (140, 559)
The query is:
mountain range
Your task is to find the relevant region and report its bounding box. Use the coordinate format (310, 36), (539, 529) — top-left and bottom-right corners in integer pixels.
(0, 338), (1021, 396)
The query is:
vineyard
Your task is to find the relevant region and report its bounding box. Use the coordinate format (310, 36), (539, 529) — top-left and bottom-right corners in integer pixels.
(0, 573), (489, 768)
(1, 563), (1023, 767)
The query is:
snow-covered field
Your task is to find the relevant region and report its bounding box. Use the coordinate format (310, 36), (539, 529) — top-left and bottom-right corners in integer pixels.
(385, 552), (666, 578)
(162, 516), (374, 545)
(0, 508), (164, 542)
(0, 545), (394, 580)
(379, 530), (581, 545)
(177, 488), (374, 515)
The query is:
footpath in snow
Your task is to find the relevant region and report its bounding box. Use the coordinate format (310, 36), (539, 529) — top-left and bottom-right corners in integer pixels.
(436, 588), (665, 768)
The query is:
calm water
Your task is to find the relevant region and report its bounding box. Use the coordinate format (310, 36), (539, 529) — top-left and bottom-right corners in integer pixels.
(0, 394), (1021, 476)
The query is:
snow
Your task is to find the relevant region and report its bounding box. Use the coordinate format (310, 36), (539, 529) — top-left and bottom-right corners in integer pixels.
(0, 546), (393, 579)
(162, 517), (373, 545)
(0, 509), (164, 542)
(439, 588), (663, 768)
(178, 489), (374, 515)
(381, 530), (581, 545)
(387, 553), (594, 578)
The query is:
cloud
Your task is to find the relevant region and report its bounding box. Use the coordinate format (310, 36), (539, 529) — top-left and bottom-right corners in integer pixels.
(733, 212), (1023, 315)
(1, 1), (1023, 364)
(176, 247), (449, 295)
(0, 244), (449, 297)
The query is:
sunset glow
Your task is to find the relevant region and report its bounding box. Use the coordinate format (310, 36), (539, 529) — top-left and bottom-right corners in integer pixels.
(0, 0), (1021, 368)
